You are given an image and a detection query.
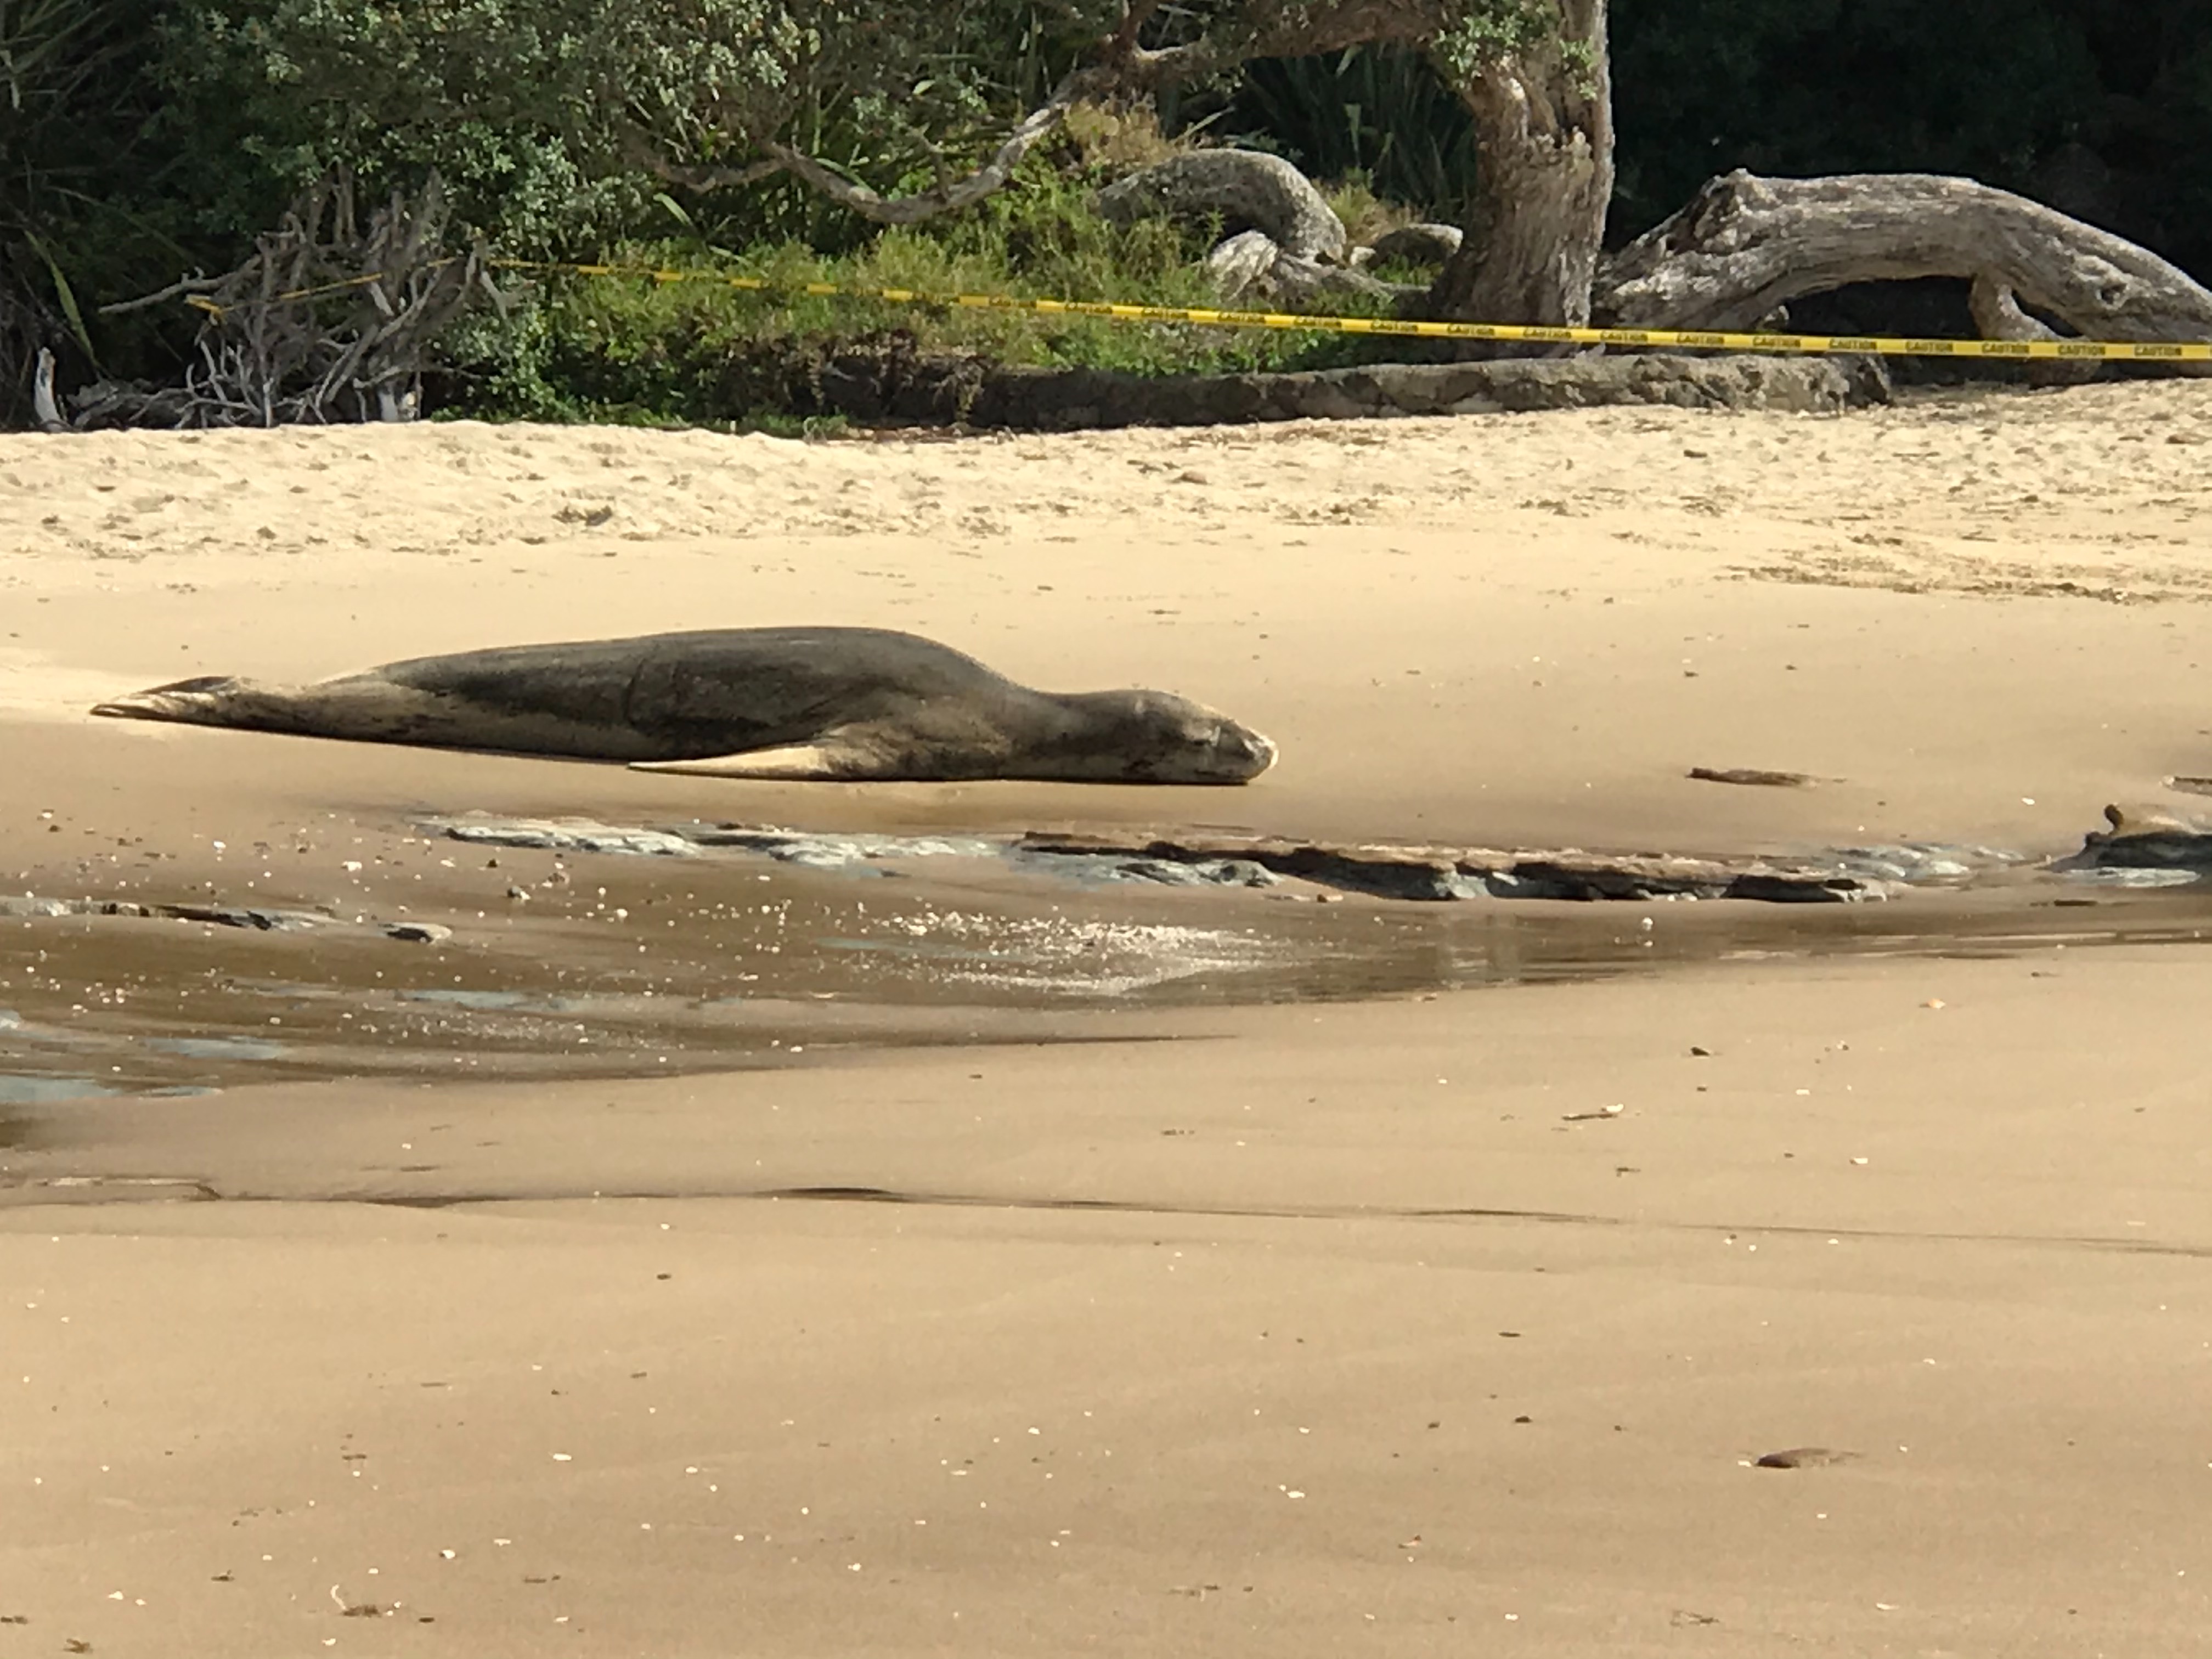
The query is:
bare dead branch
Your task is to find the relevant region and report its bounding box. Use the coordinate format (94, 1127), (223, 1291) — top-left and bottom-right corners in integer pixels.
(59, 170), (494, 429)
(31, 347), (65, 430)
(98, 273), (228, 317)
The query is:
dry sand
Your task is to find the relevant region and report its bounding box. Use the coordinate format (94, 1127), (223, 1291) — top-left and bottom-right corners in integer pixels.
(4, 381), (2212, 1655)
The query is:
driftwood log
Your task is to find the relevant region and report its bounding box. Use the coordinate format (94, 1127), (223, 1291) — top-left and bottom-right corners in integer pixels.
(1098, 150), (1423, 308)
(1595, 171), (2212, 369)
(1096, 149), (1347, 259)
(1101, 157), (2211, 379)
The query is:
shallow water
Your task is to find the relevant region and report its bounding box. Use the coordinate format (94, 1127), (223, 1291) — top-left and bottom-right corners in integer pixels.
(3, 820), (2207, 1103)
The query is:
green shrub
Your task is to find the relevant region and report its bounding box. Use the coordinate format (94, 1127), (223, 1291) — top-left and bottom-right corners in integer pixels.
(445, 150), (1408, 424)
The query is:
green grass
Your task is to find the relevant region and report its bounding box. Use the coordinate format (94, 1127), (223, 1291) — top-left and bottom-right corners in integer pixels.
(444, 148), (1422, 427)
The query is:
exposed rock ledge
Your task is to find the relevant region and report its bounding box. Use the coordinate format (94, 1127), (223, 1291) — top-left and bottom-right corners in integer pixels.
(0, 894), (450, 942)
(2056, 804), (2212, 876)
(1015, 830), (1936, 902)
(426, 814), (2033, 904)
(814, 349), (1892, 431)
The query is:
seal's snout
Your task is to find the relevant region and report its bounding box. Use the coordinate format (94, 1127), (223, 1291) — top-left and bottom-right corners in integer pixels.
(1222, 723), (1278, 781)
(1192, 718), (1276, 783)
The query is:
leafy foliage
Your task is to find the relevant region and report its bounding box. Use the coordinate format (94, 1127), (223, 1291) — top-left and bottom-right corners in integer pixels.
(4, 0), (2209, 428)
(158, 0), (1121, 255)
(1430, 0), (1576, 86)
(1225, 47), (1482, 224)
(454, 145), (1395, 424)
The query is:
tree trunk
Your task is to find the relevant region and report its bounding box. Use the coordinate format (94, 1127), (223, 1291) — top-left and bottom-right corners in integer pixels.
(1595, 170), (2212, 358)
(1425, 0), (1612, 329)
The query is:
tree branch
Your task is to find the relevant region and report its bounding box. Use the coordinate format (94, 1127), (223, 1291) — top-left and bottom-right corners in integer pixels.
(1114, 0), (1445, 93)
(622, 124), (785, 194)
(99, 273), (226, 316)
(755, 69), (1102, 227)
(1103, 0), (1168, 65)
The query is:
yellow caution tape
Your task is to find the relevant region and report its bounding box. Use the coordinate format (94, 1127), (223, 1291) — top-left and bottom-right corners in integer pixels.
(500, 261), (2212, 362)
(186, 272), (393, 318)
(191, 257), (2212, 363)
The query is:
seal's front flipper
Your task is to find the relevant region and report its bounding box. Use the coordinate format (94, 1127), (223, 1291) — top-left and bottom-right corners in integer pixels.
(629, 732), (893, 782)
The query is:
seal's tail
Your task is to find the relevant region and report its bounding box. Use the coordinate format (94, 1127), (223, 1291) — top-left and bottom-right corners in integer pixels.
(91, 676), (252, 723)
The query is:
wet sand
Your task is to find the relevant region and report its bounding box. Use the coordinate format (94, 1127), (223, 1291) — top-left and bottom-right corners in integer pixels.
(11, 951), (2212, 1656)
(5, 382), (2212, 1654)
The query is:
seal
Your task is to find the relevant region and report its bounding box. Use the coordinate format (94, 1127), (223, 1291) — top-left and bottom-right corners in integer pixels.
(89, 626), (1278, 785)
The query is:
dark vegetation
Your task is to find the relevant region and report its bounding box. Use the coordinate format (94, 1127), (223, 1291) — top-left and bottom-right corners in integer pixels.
(1227, 2), (2212, 275)
(5, 0), (2208, 426)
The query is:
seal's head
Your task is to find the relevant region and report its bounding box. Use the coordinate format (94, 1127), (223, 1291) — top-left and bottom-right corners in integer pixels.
(1059, 690), (1278, 784)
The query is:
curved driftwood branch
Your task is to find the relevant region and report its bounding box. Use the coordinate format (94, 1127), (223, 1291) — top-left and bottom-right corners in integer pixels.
(1096, 150), (1348, 261)
(1097, 153), (1424, 309)
(97, 273), (225, 317)
(1596, 171), (2212, 358)
(619, 124), (784, 196)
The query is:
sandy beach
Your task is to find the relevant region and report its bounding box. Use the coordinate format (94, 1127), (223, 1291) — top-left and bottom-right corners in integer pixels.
(5, 380), (2212, 1656)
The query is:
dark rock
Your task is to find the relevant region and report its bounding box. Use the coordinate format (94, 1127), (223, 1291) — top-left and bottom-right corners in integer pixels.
(1689, 766), (1817, 787)
(0, 895), (329, 930)
(1753, 1447), (1859, 1469)
(2056, 803), (2212, 872)
(1016, 831), (1894, 904)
